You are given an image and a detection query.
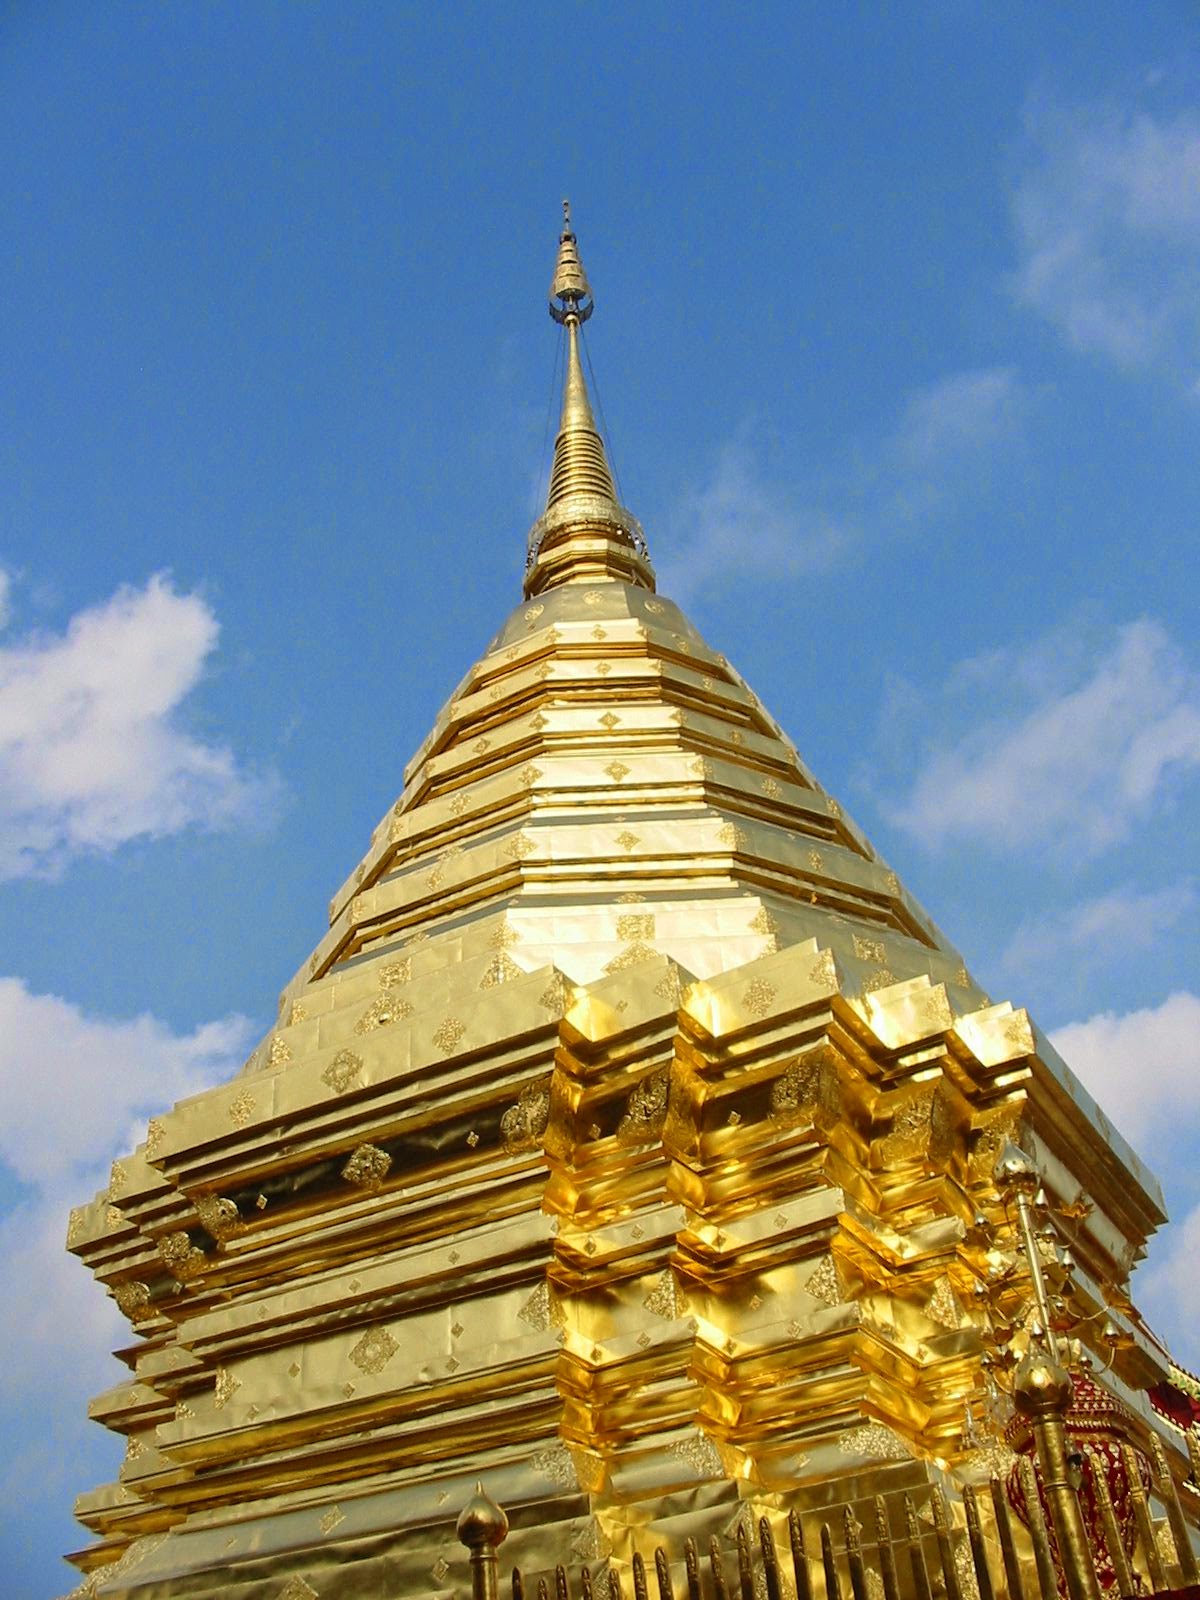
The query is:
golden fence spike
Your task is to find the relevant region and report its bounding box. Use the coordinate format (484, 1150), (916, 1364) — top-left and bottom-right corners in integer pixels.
(932, 1488), (962, 1600)
(537, 1579), (550, 1600)
(582, 1565), (594, 1600)
(903, 1496), (934, 1600)
(1152, 1432), (1199, 1585)
(843, 1506), (869, 1600)
(556, 1565), (570, 1600)
(873, 1496), (901, 1600)
(1017, 1456), (1058, 1600)
(736, 1519), (755, 1600)
(789, 1510), (814, 1600)
(1123, 1442), (1167, 1592)
(988, 1477), (1027, 1600)
(820, 1522), (843, 1600)
(709, 1535), (730, 1600)
(655, 1547), (674, 1600)
(633, 1552), (649, 1600)
(760, 1516), (783, 1600)
(609, 1567), (623, 1600)
(1085, 1447), (1134, 1598)
(684, 1539), (702, 1600)
(962, 1484), (996, 1600)
(513, 1570), (525, 1600)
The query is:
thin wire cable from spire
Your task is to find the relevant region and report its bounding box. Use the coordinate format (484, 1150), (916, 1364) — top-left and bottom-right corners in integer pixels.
(579, 321), (623, 504)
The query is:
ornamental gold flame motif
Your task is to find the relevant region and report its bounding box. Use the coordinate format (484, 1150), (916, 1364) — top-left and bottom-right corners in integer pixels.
(64, 212), (1198, 1600)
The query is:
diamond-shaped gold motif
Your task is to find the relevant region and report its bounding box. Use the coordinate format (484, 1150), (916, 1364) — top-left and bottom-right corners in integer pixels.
(213, 1367), (240, 1409)
(466, 1130), (479, 1147)
(744, 979), (776, 1018)
(524, 603), (544, 622)
(503, 832), (536, 861)
(595, 660), (612, 676)
(616, 829), (640, 851)
(604, 760), (630, 781)
(288, 1362), (301, 1378)
(268, 1034), (292, 1067)
(583, 590), (603, 606)
(348, 1326), (398, 1375)
(228, 1088), (255, 1128)
(341, 1144), (391, 1190)
(599, 711), (620, 729)
(616, 912), (654, 939)
(319, 1506), (344, 1537)
(853, 934), (887, 964)
(804, 1256), (842, 1308)
(862, 967), (897, 995)
(448, 793), (468, 816)
(322, 1049), (364, 1093)
(762, 776), (782, 799)
(433, 1016), (465, 1054)
(280, 1578), (320, 1600)
(531, 711), (548, 731)
(808, 949), (836, 987)
(519, 763), (543, 786)
(473, 737), (490, 754)
(379, 957), (412, 988)
(538, 971), (571, 1014)
(479, 952), (522, 989)
(717, 821), (746, 849)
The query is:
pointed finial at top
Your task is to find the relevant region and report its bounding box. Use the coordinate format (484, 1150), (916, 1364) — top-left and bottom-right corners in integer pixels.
(549, 197), (593, 323)
(524, 205), (654, 596)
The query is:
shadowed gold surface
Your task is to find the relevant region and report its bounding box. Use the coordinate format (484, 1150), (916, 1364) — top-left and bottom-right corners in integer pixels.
(63, 218), (1194, 1600)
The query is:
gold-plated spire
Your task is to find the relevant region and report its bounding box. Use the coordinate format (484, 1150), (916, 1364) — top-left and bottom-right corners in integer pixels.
(525, 203), (654, 597)
(548, 200), (592, 318)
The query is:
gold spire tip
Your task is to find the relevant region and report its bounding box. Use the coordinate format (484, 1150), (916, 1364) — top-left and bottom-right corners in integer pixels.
(549, 198), (593, 323)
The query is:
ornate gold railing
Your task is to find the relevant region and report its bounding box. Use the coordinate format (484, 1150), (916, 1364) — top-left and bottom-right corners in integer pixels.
(455, 1462), (1200, 1600)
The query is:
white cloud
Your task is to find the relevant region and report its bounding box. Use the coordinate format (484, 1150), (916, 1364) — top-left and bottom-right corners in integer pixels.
(0, 977), (254, 1556)
(888, 618), (1200, 852)
(1051, 990), (1200, 1150)
(658, 368), (1027, 603)
(1051, 991), (1200, 1369)
(1011, 96), (1200, 373)
(1003, 881), (1196, 975)
(655, 440), (849, 603)
(1136, 1198), (1200, 1369)
(891, 367), (1027, 474)
(0, 977), (253, 1190)
(0, 574), (277, 881)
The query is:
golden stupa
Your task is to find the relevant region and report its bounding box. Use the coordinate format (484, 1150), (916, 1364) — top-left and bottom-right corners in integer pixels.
(65, 209), (1199, 1600)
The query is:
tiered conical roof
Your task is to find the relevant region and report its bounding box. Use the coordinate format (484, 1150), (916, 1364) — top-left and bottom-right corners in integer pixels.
(65, 215), (1179, 1600)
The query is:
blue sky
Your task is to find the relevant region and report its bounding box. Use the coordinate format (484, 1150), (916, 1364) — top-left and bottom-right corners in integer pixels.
(2, 4), (1199, 1594)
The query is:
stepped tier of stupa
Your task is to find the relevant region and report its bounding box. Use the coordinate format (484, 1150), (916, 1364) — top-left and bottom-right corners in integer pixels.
(65, 210), (1196, 1600)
